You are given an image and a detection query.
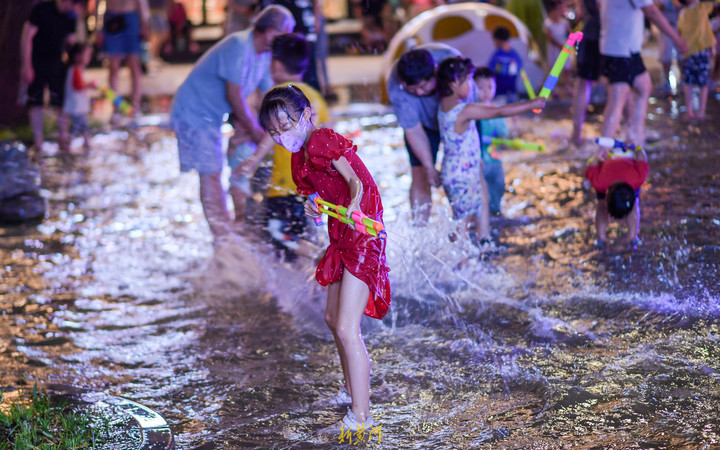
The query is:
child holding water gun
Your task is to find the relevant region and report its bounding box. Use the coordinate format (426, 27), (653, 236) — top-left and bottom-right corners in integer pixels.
(436, 57), (545, 247)
(63, 43), (97, 153)
(677, 0), (719, 120)
(258, 85), (390, 432)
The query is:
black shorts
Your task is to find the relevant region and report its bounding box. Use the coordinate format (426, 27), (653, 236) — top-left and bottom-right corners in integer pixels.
(596, 187), (641, 200)
(601, 53), (646, 85)
(404, 126), (441, 168)
(26, 59), (66, 107)
(577, 39), (602, 81)
(681, 49), (711, 87)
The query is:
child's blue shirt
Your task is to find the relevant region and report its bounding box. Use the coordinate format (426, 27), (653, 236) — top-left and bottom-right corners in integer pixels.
(487, 48), (523, 96)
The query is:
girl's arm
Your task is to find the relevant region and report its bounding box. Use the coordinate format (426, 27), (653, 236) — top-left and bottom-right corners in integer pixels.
(331, 156), (364, 220)
(457, 98), (546, 130)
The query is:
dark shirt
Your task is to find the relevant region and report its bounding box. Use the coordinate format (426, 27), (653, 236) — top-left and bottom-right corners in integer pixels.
(487, 47), (523, 96)
(582, 0), (601, 41)
(149, 0), (168, 9)
(29, 1), (75, 64)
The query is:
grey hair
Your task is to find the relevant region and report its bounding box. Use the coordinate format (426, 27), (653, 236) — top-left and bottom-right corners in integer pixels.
(253, 5), (296, 33)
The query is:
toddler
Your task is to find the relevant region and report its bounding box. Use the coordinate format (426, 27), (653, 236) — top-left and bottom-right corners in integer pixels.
(63, 43), (96, 153)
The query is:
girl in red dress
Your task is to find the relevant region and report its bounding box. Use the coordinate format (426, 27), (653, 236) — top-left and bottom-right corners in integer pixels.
(258, 85), (390, 432)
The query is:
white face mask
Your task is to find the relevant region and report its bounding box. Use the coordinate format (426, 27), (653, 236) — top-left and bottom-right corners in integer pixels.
(274, 114), (307, 153)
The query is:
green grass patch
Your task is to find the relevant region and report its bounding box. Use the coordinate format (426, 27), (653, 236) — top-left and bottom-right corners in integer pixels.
(0, 385), (109, 449)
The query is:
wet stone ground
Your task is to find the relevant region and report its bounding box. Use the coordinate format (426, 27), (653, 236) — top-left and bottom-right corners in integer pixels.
(1, 90), (719, 448)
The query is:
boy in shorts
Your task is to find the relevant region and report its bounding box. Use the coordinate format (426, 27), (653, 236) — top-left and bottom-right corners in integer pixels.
(599, 0), (687, 145)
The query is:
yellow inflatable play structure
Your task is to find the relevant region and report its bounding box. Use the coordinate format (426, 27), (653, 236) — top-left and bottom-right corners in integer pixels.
(382, 3), (546, 95)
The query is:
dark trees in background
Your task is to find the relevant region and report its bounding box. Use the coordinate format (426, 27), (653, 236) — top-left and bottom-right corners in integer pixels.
(0, 0), (36, 128)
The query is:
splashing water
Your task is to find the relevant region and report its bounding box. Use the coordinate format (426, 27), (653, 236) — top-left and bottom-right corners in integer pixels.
(1, 94), (719, 448)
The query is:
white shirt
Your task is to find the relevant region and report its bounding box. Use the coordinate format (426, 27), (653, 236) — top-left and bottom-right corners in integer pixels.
(599, 0), (654, 57)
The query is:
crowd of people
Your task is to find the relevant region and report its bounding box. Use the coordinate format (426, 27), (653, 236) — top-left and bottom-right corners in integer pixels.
(15, 0), (719, 437)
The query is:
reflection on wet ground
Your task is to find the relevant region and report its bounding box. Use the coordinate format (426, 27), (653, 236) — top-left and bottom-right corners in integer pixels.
(1, 91), (719, 448)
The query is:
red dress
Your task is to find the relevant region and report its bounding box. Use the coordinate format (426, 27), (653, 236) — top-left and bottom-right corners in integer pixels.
(291, 128), (391, 320)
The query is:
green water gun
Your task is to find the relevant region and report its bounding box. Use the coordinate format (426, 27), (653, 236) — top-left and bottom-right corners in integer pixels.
(481, 136), (545, 152)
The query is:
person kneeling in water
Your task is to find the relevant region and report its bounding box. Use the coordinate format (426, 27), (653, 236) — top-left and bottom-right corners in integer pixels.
(585, 143), (649, 249)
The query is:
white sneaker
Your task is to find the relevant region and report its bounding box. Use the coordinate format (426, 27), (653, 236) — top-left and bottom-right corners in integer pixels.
(329, 386), (352, 406)
(340, 408), (375, 432)
(319, 408), (377, 440)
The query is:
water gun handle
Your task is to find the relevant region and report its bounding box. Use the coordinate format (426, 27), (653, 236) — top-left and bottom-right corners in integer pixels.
(596, 137), (625, 149)
(595, 137), (641, 152)
(308, 193), (323, 226)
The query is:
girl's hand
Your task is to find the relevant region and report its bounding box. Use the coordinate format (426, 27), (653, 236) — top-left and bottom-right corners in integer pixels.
(304, 198), (321, 219)
(531, 97), (547, 111)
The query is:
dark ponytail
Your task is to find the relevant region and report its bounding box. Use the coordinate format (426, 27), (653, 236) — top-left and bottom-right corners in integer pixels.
(436, 57), (475, 98)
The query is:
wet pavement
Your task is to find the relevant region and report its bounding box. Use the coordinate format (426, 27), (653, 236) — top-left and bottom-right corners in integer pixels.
(2, 75), (720, 448)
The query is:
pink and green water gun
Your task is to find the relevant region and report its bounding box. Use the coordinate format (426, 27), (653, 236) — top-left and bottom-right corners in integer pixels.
(308, 193), (387, 239)
(534, 31), (583, 112)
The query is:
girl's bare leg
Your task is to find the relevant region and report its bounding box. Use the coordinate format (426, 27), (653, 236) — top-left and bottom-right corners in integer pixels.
(324, 281), (350, 395)
(698, 86), (708, 120)
(683, 84), (696, 119)
(335, 270), (371, 422)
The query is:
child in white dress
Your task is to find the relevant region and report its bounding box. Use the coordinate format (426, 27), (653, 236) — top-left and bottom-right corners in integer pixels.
(436, 57), (545, 247)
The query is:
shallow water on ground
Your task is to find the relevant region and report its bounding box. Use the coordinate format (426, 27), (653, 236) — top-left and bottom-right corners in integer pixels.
(1, 92), (719, 448)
